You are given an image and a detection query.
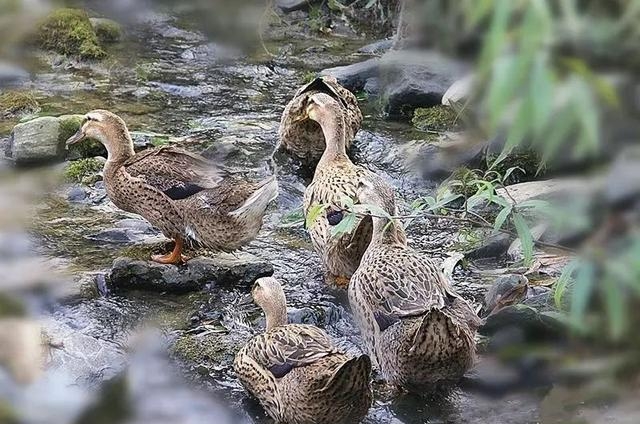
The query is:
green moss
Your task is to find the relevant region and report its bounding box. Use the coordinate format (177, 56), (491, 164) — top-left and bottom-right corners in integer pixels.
(487, 151), (542, 184)
(446, 167), (481, 197)
(36, 8), (106, 60)
(0, 293), (26, 318)
(412, 105), (460, 132)
(90, 18), (122, 43)
(301, 70), (317, 84)
(171, 332), (232, 364)
(0, 91), (39, 118)
(64, 158), (103, 183)
(58, 114), (106, 159)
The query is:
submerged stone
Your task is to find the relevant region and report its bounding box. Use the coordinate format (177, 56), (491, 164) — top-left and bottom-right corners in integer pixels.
(108, 253), (274, 293)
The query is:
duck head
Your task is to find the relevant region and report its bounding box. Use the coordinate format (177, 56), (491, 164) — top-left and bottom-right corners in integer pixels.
(252, 277), (288, 331)
(66, 110), (135, 162)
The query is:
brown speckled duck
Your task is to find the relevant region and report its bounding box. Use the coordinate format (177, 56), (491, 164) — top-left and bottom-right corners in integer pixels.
(66, 110), (278, 264)
(278, 76), (362, 164)
(348, 183), (481, 392)
(234, 277), (372, 424)
(301, 93), (405, 287)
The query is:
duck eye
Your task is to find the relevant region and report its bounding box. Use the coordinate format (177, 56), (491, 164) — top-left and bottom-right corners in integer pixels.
(326, 209), (344, 226)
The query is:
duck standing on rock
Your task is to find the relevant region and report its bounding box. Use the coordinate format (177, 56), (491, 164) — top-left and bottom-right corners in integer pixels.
(66, 110), (278, 264)
(278, 76), (362, 165)
(234, 277), (372, 424)
(348, 183), (481, 392)
(301, 93), (405, 287)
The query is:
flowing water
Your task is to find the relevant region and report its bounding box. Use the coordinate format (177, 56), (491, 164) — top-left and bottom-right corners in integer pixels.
(0, 1), (542, 423)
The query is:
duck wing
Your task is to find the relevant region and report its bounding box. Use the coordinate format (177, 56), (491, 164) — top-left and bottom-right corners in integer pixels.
(124, 146), (223, 200)
(245, 324), (339, 378)
(357, 248), (455, 330)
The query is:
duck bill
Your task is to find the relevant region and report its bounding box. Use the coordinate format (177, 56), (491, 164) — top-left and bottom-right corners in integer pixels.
(65, 128), (86, 147)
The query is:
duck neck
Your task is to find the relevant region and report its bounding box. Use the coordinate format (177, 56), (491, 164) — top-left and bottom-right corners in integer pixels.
(264, 299), (288, 332)
(102, 132), (135, 175)
(317, 109), (348, 167)
(370, 215), (405, 247)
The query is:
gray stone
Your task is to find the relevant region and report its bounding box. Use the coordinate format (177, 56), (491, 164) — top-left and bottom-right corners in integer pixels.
(0, 61), (29, 87)
(108, 253), (274, 293)
(67, 186), (88, 202)
(442, 74), (474, 106)
(363, 77), (380, 97)
(321, 58), (380, 92)
(322, 50), (466, 117)
(357, 39), (394, 55)
(483, 274), (529, 313)
(276, 0), (320, 13)
(466, 232), (512, 260)
(5, 117), (63, 165)
(379, 50), (465, 117)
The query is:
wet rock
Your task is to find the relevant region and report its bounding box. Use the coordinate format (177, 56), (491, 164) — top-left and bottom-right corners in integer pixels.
(67, 185), (88, 202)
(151, 82), (203, 98)
(0, 61), (29, 87)
(321, 58), (379, 92)
(466, 232), (512, 260)
(277, 0), (320, 13)
(322, 50), (466, 117)
(5, 117), (62, 165)
(108, 253), (274, 293)
(603, 145), (640, 209)
(363, 77), (380, 97)
(89, 219), (157, 244)
(483, 274), (529, 313)
(358, 39), (394, 55)
(379, 50), (465, 117)
(180, 43), (240, 63)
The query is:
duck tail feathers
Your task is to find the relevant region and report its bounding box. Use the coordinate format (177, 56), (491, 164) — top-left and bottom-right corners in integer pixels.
(229, 176), (278, 219)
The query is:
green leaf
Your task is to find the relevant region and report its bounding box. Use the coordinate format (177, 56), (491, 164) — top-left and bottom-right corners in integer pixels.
(493, 205), (513, 232)
(331, 212), (357, 237)
(305, 204), (328, 228)
(603, 276), (626, 340)
(569, 261), (595, 331)
(513, 212), (534, 265)
(554, 259), (579, 309)
(426, 194), (463, 212)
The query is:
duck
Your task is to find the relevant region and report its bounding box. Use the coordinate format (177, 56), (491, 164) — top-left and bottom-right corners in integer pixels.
(234, 277), (372, 424)
(278, 76), (362, 165)
(348, 182), (481, 392)
(65, 110), (278, 264)
(300, 92), (405, 287)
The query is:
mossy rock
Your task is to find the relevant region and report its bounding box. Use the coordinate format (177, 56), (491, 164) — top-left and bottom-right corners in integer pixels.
(412, 105), (460, 132)
(36, 8), (106, 60)
(0, 293), (26, 318)
(90, 18), (123, 43)
(58, 114), (106, 159)
(0, 91), (39, 118)
(64, 158), (104, 183)
(171, 332), (237, 365)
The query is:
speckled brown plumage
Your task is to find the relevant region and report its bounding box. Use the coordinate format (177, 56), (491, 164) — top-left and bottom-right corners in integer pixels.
(301, 93), (405, 286)
(234, 277), (372, 424)
(348, 196), (481, 391)
(279, 76), (362, 165)
(68, 110), (278, 259)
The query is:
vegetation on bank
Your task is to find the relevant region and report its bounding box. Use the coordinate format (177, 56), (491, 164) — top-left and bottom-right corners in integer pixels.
(35, 8), (120, 59)
(0, 91), (39, 118)
(64, 158), (103, 183)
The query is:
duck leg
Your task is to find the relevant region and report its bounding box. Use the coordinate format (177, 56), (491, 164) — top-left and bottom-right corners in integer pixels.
(152, 238), (186, 264)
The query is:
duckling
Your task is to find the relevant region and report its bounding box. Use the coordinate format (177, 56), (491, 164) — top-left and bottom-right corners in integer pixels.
(278, 76), (362, 165)
(65, 110), (278, 264)
(234, 277), (372, 424)
(301, 93), (405, 287)
(348, 182), (481, 392)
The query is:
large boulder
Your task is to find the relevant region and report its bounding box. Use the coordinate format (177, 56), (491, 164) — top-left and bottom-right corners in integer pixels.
(4, 117), (62, 165)
(108, 253), (274, 293)
(322, 50), (466, 118)
(35, 8), (106, 60)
